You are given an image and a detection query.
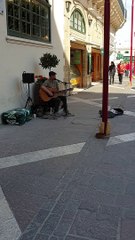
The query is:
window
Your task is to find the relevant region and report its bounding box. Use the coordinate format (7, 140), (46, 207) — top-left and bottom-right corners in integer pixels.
(87, 53), (91, 74)
(6, 0), (51, 43)
(70, 10), (86, 34)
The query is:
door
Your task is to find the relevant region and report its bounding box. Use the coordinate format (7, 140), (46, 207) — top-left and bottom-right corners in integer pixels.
(91, 48), (101, 81)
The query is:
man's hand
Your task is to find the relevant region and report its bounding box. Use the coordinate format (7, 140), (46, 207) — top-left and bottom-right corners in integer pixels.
(48, 91), (54, 97)
(41, 86), (54, 97)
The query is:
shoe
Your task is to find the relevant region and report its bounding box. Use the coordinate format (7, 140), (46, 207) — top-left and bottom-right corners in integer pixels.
(53, 112), (61, 118)
(63, 112), (75, 117)
(45, 111), (51, 115)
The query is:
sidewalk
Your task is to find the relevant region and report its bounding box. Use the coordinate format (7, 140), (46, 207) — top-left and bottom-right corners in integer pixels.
(1, 78), (135, 240)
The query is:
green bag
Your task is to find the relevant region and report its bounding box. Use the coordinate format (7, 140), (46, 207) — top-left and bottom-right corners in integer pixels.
(1, 108), (32, 125)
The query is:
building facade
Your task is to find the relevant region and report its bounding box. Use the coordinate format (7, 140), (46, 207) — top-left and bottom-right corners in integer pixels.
(0, 0), (126, 116)
(0, 0), (65, 116)
(64, 0), (127, 88)
(116, 47), (135, 63)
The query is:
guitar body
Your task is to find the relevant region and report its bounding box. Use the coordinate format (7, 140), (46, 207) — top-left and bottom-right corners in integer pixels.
(39, 87), (73, 102)
(39, 88), (56, 102)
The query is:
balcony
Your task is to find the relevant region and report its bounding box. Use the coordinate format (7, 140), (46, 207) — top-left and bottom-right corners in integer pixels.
(90, 0), (127, 31)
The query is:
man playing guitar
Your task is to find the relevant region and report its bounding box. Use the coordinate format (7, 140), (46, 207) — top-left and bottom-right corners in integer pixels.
(40, 71), (72, 117)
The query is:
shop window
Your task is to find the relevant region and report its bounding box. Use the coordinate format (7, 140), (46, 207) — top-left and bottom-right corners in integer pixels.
(6, 0), (51, 43)
(70, 9), (86, 34)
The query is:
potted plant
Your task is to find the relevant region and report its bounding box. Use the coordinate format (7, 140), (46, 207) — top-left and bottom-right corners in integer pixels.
(39, 53), (60, 71)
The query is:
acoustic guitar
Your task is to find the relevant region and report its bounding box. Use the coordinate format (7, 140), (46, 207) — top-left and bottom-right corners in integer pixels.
(39, 87), (73, 102)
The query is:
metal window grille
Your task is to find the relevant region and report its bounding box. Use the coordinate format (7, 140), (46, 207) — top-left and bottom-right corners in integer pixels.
(6, 0), (51, 43)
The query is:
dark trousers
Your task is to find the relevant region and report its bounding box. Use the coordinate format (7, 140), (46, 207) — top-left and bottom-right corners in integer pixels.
(110, 74), (115, 84)
(58, 96), (68, 114)
(48, 97), (61, 113)
(118, 74), (123, 84)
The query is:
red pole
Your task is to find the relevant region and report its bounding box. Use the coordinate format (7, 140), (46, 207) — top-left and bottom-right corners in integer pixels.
(130, 0), (134, 84)
(134, 32), (135, 75)
(134, 51), (135, 75)
(102, 0), (110, 135)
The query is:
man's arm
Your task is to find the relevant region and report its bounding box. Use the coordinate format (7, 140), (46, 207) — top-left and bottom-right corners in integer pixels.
(41, 85), (53, 97)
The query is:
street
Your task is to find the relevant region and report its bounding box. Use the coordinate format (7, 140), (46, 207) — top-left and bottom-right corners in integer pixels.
(1, 76), (135, 240)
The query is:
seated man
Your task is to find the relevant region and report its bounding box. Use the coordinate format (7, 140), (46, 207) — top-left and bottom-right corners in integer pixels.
(40, 71), (71, 116)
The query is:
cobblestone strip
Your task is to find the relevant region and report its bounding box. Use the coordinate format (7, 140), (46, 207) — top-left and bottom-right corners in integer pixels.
(18, 193), (61, 240)
(19, 133), (108, 240)
(18, 151), (83, 240)
(0, 187), (21, 240)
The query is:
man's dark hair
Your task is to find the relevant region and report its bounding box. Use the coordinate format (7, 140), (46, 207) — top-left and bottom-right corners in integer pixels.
(49, 71), (56, 77)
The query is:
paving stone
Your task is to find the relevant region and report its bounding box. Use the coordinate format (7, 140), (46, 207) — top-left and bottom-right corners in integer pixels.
(53, 209), (77, 237)
(19, 221), (40, 240)
(18, 209), (50, 239)
(34, 234), (49, 240)
(95, 162), (127, 177)
(72, 187), (115, 206)
(115, 194), (135, 209)
(102, 149), (133, 167)
(3, 189), (48, 214)
(11, 208), (35, 232)
(49, 236), (63, 240)
(79, 201), (98, 213)
(70, 172), (94, 186)
(52, 202), (66, 215)
(49, 237), (58, 240)
(97, 205), (121, 228)
(62, 209), (77, 219)
(126, 181), (135, 195)
(40, 214), (61, 235)
(95, 206), (120, 230)
(58, 190), (74, 203)
(65, 236), (95, 240)
(39, 199), (56, 211)
(54, 182), (68, 194)
(19, 228), (37, 240)
(65, 199), (80, 211)
(89, 174), (126, 194)
(69, 208), (118, 240)
(123, 208), (135, 220)
(120, 219), (135, 240)
(125, 165), (135, 180)
(98, 204), (122, 217)
(53, 218), (73, 237)
(32, 209), (49, 224)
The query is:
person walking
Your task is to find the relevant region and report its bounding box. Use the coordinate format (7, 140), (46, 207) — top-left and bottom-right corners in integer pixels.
(125, 62), (130, 77)
(108, 61), (116, 84)
(117, 61), (125, 84)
